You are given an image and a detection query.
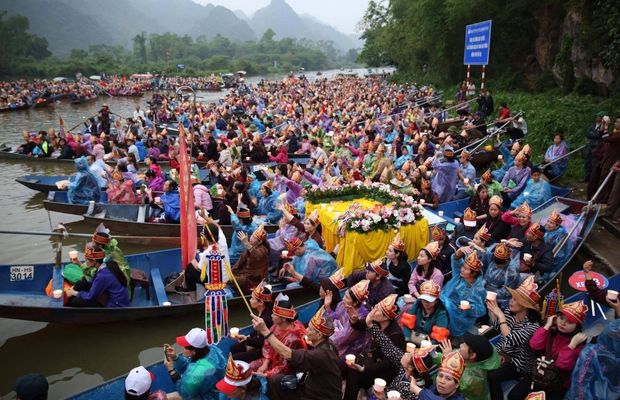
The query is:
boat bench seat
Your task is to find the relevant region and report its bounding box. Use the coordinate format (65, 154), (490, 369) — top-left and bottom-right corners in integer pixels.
(150, 267), (169, 305)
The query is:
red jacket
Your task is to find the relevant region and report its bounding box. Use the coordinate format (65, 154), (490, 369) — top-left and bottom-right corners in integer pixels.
(269, 146), (288, 164)
(529, 326), (584, 388)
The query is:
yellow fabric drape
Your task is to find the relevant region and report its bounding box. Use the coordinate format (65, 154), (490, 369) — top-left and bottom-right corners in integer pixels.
(306, 199), (430, 276)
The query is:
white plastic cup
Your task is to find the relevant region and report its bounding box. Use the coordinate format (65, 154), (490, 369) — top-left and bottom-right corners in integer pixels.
(406, 343), (416, 353)
(162, 301), (172, 306)
(246, 157), (250, 161)
(460, 300), (471, 310)
(523, 253), (532, 262)
(454, 217), (461, 224)
(498, 155), (503, 160)
(420, 340), (432, 348)
(373, 378), (387, 392)
(230, 327), (240, 338)
(403, 294), (414, 303)
(419, 199), (425, 205)
(281, 250), (289, 258)
(345, 354), (356, 365)
(387, 390), (401, 399)
(607, 290), (619, 301)
(69, 250), (79, 263)
(438, 211), (444, 217)
(486, 291), (497, 301)
(53, 289), (63, 299)
(464, 178), (470, 186)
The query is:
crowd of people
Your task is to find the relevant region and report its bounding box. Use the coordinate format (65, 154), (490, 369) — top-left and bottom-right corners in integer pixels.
(12, 73), (620, 400)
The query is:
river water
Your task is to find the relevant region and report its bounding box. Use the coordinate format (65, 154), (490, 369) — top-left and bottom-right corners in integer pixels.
(0, 68), (385, 399)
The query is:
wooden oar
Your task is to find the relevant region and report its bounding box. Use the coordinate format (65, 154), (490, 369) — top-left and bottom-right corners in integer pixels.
(539, 145), (585, 170)
(0, 229), (177, 245)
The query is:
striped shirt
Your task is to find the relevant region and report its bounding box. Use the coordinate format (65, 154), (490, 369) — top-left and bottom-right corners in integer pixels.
(493, 308), (540, 374)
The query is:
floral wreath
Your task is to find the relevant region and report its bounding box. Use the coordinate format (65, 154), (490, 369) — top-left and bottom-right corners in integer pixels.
(307, 181), (424, 234)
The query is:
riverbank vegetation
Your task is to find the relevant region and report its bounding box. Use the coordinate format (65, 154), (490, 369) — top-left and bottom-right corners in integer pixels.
(0, 12), (359, 79)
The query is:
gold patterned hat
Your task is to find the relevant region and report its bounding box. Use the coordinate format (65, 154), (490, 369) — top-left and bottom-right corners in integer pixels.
(350, 279), (370, 303)
(423, 241), (441, 260)
(560, 300), (588, 324)
(379, 294), (399, 320)
(476, 225), (491, 242)
(525, 392), (546, 400)
(366, 257), (389, 277)
(251, 281), (272, 302)
(489, 195), (503, 207)
(464, 251), (482, 272)
(481, 169), (492, 182)
(251, 224), (266, 242)
(309, 306), (334, 336)
(516, 202), (532, 217)
(526, 223), (545, 240)
(431, 226), (446, 241)
(507, 275), (541, 312)
(418, 280), (441, 302)
(463, 207), (477, 227)
(493, 243), (511, 261)
(548, 209), (563, 226)
(439, 351), (465, 381)
(390, 233), (405, 252)
(216, 354), (252, 395)
(328, 269), (346, 290)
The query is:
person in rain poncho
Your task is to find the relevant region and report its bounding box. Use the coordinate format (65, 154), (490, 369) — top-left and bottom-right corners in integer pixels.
(510, 167), (552, 210)
(431, 146), (460, 203)
(284, 238), (337, 283)
(67, 156), (102, 204)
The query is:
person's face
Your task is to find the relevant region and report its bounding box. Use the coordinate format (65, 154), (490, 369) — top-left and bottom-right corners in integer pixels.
(545, 219), (559, 231)
(226, 387), (245, 398)
(553, 135), (561, 145)
(525, 230), (536, 242)
(386, 246), (396, 259)
(518, 213), (530, 227)
(163, 181), (171, 192)
(249, 295), (262, 309)
(294, 245), (305, 257)
(479, 188), (488, 200)
(556, 314), (578, 334)
(458, 342), (472, 360)
(417, 250), (431, 266)
(532, 172), (541, 182)
(421, 298), (436, 313)
(343, 291), (354, 307)
(366, 270), (379, 282)
(272, 314), (285, 325)
(460, 154), (468, 164)
(306, 325), (323, 347)
(489, 204), (500, 218)
(436, 372), (459, 395)
(508, 297), (526, 314)
(303, 219), (315, 233)
(182, 346), (196, 358)
(460, 263), (474, 279)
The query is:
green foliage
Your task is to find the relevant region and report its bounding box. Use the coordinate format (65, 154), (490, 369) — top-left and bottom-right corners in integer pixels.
(0, 11), (50, 75)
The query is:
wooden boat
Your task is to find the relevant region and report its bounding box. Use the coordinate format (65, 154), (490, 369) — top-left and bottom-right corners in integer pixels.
(16, 175), (74, 192)
(430, 184), (572, 225)
(71, 95), (98, 105)
(82, 203), (279, 245)
(0, 103), (31, 112)
(436, 118), (466, 132)
(470, 146), (500, 169)
(43, 191), (109, 215)
(67, 272), (620, 399)
(0, 247), (308, 325)
(67, 295), (322, 399)
(1, 148), (170, 167)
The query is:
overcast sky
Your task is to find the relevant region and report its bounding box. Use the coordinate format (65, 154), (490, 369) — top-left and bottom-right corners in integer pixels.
(193, 0), (369, 35)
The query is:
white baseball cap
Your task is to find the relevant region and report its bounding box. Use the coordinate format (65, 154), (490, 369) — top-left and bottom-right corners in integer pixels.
(125, 366), (153, 396)
(417, 293), (438, 303)
(176, 327), (208, 348)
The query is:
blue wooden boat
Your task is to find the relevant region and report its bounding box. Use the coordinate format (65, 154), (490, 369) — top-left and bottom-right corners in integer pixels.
(67, 273), (620, 400)
(67, 296), (322, 399)
(43, 191), (109, 215)
(16, 175), (74, 193)
(429, 184), (572, 225)
(0, 247), (305, 324)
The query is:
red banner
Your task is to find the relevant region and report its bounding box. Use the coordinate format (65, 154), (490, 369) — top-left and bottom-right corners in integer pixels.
(178, 124), (197, 269)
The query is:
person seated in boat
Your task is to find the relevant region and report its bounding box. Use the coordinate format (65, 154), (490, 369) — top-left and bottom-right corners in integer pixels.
(124, 366), (168, 400)
(285, 266), (345, 314)
(408, 241), (444, 300)
(86, 155), (110, 189)
(543, 132), (569, 181)
(17, 130), (38, 155)
(216, 354), (269, 400)
(500, 150), (531, 207)
(191, 176), (212, 214)
(430, 226), (455, 274)
(515, 223), (555, 282)
(229, 225), (270, 295)
(394, 145), (413, 170)
(92, 230), (131, 288)
(486, 275), (542, 400)
(513, 300), (588, 399)
(480, 195), (511, 244)
(455, 150), (476, 199)
(65, 244), (130, 307)
(267, 201), (301, 271)
(250, 294), (307, 378)
(347, 257), (396, 309)
(433, 332), (500, 400)
(419, 178), (439, 209)
(146, 180), (180, 223)
(501, 201), (532, 242)
(67, 156), (102, 205)
(107, 168), (139, 205)
(491, 141), (519, 183)
(344, 294), (406, 400)
(57, 137), (75, 159)
(226, 205), (258, 265)
(440, 249), (486, 338)
(144, 169), (164, 193)
(163, 327), (226, 400)
(283, 206), (324, 248)
(382, 233), (411, 296)
(324, 279), (371, 364)
(400, 280), (449, 345)
(431, 145), (460, 203)
(281, 237), (337, 285)
(230, 283), (273, 363)
(450, 207), (478, 244)
(510, 167), (552, 211)
(254, 180), (282, 225)
(543, 209), (572, 272)
(482, 242), (519, 310)
(467, 183), (490, 219)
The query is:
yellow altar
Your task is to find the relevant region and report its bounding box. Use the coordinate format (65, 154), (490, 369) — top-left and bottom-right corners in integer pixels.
(306, 199), (429, 275)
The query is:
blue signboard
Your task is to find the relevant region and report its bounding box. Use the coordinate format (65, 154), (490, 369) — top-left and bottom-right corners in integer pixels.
(463, 20), (492, 65)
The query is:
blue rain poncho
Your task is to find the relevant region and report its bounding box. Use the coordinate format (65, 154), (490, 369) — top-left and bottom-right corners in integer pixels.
(510, 178), (552, 210)
(174, 344), (226, 400)
(256, 190), (282, 224)
(229, 214), (257, 265)
(67, 157), (102, 204)
(161, 190), (181, 223)
(291, 239), (338, 282)
(482, 244), (520, 309)
(439, 254), (487, 337)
